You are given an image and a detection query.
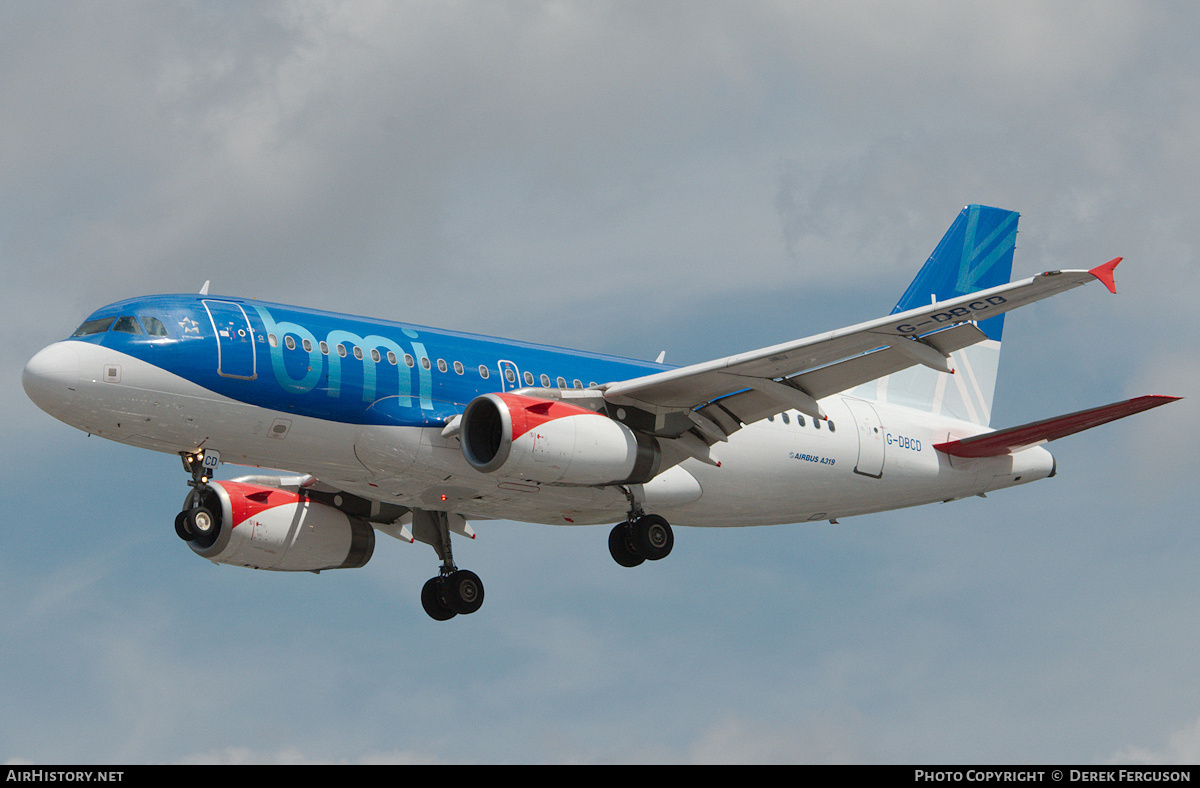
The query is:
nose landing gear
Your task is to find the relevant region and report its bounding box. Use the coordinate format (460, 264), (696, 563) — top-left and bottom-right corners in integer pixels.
(175, 449), (221, 548)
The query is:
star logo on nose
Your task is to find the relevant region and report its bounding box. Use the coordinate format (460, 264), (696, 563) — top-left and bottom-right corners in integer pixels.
(179, 317), (200, 334)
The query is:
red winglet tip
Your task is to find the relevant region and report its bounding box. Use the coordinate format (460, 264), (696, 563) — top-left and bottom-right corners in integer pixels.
(1089, 257), (1122, 294)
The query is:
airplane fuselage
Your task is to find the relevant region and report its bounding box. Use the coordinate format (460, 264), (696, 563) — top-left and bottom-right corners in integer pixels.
(24, 293), (1054, 531)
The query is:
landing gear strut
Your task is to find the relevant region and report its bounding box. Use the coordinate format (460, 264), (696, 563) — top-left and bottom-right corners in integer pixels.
(415, 509), (485, 621)
(175, 449), (221, 548)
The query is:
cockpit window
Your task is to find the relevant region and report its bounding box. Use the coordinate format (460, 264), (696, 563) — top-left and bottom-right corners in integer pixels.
(112, 316), (144, 334)
(72, 317), (115, 337)
(143, 317), (168, 336)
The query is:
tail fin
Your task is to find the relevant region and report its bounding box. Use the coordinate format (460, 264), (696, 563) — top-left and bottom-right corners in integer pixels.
(855, 204), (1020, 425)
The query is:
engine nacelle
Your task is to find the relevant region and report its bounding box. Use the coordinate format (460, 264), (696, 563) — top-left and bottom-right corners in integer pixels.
(459, 392), (661, 485)
(185, 480), (374, 572)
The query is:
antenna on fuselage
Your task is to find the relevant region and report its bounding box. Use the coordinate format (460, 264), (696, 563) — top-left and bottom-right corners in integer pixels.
(199, 280), (211, 295)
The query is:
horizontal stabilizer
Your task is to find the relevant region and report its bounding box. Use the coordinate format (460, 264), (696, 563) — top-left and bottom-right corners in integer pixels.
(933, 395), (1180, 458)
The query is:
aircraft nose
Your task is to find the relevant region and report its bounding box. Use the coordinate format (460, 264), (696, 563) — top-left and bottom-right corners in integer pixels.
(23, 341), (80, 416)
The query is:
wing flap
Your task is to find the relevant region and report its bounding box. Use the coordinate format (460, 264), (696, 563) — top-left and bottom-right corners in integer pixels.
(794, 322), (988, 403)
(933, 395), (1180, 458)
(700, 388), (781, 431)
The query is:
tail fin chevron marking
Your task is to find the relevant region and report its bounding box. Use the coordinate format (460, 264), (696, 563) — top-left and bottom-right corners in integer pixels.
(957, 207), (1020, 294)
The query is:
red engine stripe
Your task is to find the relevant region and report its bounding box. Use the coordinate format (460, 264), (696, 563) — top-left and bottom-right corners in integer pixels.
(216, 481), (301, 526)
(494, 392), (605, 441)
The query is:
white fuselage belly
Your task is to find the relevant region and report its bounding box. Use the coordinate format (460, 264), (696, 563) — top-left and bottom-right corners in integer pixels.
(46, 341), (1053, 529)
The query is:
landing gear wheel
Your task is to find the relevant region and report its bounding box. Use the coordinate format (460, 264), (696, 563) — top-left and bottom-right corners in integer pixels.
(635, 514), (673, 561)
(187, 506), (219, 549)
(421, 576), (457, 621)
(609, 522), (646, 567)
(443, 570), (485, 615)
(174, 510), (193, 542)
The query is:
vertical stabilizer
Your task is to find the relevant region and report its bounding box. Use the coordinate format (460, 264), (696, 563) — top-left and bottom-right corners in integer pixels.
(851, 205), (1019, 426)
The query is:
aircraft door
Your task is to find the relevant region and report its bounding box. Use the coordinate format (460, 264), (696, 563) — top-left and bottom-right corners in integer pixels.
(203, 300), (257, 380)
(843, 399), (885, 478)
(497, 360), (520, 392)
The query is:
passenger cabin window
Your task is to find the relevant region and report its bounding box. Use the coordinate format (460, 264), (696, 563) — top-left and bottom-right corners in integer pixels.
(524, 371), (534, 386)
(112, 316), (143, 335)
(557, 376), (567, 388)
(285, 335), (296, 350)
(479, 365), (490, 379)
(73, 317), (115, 337)
(540, 373), (550, 387)
(454, 361), (464, 375)
(504, 368), (516, 383)
(437, 359), (448, 373)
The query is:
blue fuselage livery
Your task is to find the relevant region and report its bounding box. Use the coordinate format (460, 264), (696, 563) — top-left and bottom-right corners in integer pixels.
(24, 205), (1177, 620)
(76, 294), (669, 429)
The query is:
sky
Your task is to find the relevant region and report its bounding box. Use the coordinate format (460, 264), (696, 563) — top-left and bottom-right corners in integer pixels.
(2, 0), (1198, 765)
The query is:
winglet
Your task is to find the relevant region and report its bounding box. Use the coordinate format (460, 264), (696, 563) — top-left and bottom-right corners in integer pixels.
(1088, 257), (1121, 294)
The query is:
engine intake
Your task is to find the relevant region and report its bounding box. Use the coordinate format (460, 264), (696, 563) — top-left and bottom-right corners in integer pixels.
(460, 392), (660, 485)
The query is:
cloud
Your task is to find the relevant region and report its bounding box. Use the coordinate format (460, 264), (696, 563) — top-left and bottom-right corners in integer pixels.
(1111, 716), (1200, 765)
(686, 712), (863, 764)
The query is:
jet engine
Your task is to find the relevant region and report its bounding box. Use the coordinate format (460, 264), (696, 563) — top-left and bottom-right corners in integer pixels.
(180, 480), (374, 572)
(459, 392), (661, 485)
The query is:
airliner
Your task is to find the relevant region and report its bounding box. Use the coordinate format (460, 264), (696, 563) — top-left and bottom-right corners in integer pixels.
(23, 205), (1178, 620)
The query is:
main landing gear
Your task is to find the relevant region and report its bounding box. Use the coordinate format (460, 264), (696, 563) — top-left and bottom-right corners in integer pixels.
(415, 509), (485, 621)
(608, 514), (674, 566)
(175, 449), (221, 549)
(608, 487), (674, 567)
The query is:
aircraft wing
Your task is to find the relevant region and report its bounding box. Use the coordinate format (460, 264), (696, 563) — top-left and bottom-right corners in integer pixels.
(600, 260), (1122, 441)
